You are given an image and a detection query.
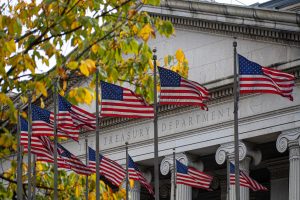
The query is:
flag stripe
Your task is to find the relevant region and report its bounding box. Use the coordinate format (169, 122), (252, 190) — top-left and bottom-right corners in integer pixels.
(158, 67), (210, 109)
(230, 163), (267, 191)
(176, 160), (213, 190)
(128, 156), (154, 195)
(89, 147), (125, 186)
(239, 55), (295, 101)
(100, 81), (154, 118)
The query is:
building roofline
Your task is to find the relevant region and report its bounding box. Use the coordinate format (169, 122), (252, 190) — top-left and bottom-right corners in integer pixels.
(143, 0), (300, 25)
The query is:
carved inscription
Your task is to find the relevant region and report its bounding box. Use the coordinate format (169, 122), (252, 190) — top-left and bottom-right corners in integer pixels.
(160, 107), (231, 136)
(101, 126), (151, 147)
(99, 106), (232, 148)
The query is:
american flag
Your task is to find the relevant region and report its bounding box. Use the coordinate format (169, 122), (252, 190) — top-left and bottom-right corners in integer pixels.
(176, 160), (213, 190)
(58, 95), (96, 131)
(32, 105), (79, 141)
(88, 147), (125, 186)
(239, 55), (295, 101)
(230, 162), (268, 191)
(100, 81), (154, 118)
(57, 143), (91, 175)
(158, 67), (210, 110)
(21, 118), (68, 167)
(128, 155), (154, 195)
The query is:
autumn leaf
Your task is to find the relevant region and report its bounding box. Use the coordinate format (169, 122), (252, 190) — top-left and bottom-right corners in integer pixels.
(35, 82), (47, 97)
(91, 44), (99, 53)
(175, 48), (185, 63)
(79, 61), (89, 76)
(40, 97), (45, 108)
(67, 61), (79, 70)
(5, 39), (16, 54)
(138, 24), (155, 42)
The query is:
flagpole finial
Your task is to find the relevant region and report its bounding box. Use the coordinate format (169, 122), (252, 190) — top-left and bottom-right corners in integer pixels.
(233, 41), (237, 47)
(152, 47), (157, 54)
(152, 47), (157, 61)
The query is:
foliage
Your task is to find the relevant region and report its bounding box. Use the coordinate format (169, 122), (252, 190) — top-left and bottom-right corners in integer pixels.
(0, 0), (190, 198)
(0, 0), (182, 123)
(1, 161), (127, 199)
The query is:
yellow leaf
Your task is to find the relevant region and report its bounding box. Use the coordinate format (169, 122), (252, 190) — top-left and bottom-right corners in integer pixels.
(138, 24), (154, 42)
(132, 25), (138, 34)
(88, 192), (96, 200)
(148, 59), (154, 70)
(75, 185), (80, 197)
(91, 44), (99, 53)
(40, 98), (45, 108)
(83, 90), (93, 105)
(85, 59), (96, 73)
(0, 135), (5, 146)
(67, 61), (79, 70)
(21, 112), (27, 119)
(79, 62), (89, 76)
(12, 143), (17, 151)
(89, 80), (95, 88)
(6, 39), (16, 53)
(164, 56), (169, 66)
(69, 89), (76, 98)
(20, 96), (28, 104)
(59, 90), (65, 96)
(36, 82), (47, 97)
(71, 21), (80, 29)
(175, 48), (185, 63)
(0, 15), (2, 29)
(24, 56), (35, 74)
(129, 179), (135, 189)
(36, 163), (43, 171)
(63, 81), (67, 91)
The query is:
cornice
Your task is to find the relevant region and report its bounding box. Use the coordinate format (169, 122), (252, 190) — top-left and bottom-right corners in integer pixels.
(142, 0), (300, 46)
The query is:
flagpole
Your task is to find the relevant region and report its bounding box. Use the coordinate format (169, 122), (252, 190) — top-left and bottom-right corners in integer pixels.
(32, 154), (36, 200)
(233, 40), (240, 200)
(27, 91), (32, 199)
(53, 79), (59, 200)
(173, 148), (176, 200)
(17, 110), (23, 200)
(85, 130), (89, 200)
(226, 154), (230, 200)
(95, 68), (101, 200)
(125, 142), (129, 200)
(152, 47), (160, 200)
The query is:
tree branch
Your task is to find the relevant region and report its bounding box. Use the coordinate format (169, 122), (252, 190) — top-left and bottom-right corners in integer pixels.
(0, 173), (63, 191)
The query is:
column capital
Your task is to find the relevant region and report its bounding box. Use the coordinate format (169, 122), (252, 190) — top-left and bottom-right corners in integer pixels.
(276, 128), (300, 153)
(215, 141), (262, 165)
(160, 153), (204, 175)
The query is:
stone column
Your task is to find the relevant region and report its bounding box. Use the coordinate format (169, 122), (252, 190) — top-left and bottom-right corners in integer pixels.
(215, 142), (261, 200)
(276, 128), (300, 200)
(160, 153), (201, 200)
